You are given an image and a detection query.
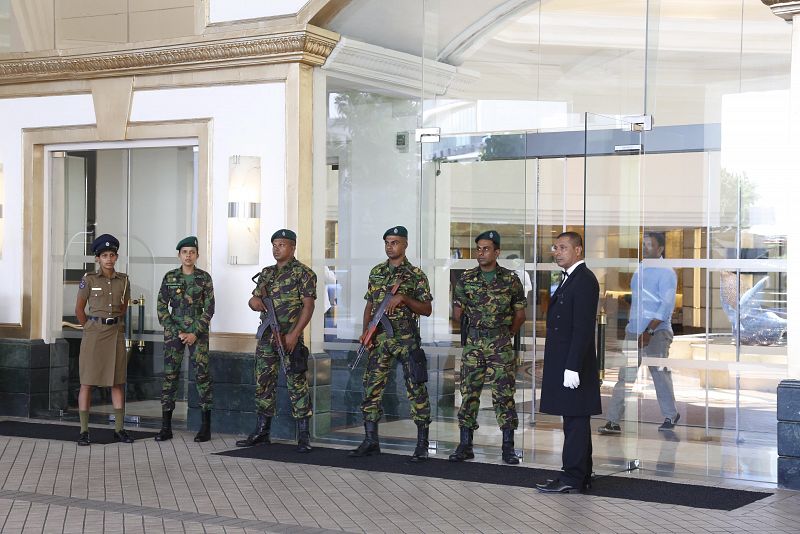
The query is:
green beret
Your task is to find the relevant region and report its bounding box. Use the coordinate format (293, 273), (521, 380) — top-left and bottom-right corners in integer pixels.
(383, 225), (408, 240)
(475, 230), (501, 247)
(271, 229), (297, 243)
(176, 236), (199, 251)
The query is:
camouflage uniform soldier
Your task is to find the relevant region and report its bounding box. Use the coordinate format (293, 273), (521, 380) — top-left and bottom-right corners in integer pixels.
(349, 225), (433, 462)
(236, 229), (317, 453)
(155, 236), (215, 443)
(450, 230), (527, 465)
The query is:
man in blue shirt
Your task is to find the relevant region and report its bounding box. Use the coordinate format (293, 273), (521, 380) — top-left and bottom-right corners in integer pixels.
(598, 232), (680, 435)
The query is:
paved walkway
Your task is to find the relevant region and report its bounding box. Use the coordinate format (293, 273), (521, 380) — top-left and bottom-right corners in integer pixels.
(0, 423), (798, 533)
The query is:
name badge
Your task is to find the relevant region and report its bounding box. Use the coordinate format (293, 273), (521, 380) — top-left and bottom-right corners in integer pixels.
(91, 287), (102, 291)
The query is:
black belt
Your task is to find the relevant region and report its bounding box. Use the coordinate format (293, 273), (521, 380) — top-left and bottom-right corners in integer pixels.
(89, 316), (119, 325)
(467, 326), (509, 338)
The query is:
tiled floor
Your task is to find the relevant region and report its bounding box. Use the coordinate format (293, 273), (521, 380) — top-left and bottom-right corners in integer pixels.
(0, 420), (798, 534)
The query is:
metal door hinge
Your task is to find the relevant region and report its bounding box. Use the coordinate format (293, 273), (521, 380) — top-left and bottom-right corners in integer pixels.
(623, 115), (653, 132)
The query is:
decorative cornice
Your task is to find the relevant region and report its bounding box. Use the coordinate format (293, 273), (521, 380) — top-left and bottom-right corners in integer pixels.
(0, 29), (338, 85)
(322, 37), (480, 98)
(761, 0), (800, 21)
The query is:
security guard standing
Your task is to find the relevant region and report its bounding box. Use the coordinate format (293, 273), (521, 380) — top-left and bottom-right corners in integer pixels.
(237, 229), (317, 453)
(450, 230), (526, 464)
(349, 225), (432, 462)
(155, 236), (216, 443)
(74, 234), (133, 446)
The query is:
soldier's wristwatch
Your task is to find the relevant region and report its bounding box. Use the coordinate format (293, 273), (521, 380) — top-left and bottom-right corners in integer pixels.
(645, 327), (656, 335)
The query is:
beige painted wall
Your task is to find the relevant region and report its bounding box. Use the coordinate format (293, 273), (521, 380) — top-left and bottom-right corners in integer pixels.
(6, 0), (198, 52)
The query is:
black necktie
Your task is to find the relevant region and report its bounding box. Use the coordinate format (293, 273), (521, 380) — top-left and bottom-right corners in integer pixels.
(556, 270), (568, 291)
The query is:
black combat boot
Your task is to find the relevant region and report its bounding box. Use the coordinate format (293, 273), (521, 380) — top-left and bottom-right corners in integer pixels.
(154, 409), (173, 442)
(194, 409), (211, 443)
(235, 414), (271, 447)
(448, 426), (474, 462)
(409, 423), (429, 463)
(501, 427), (519, 465)
(348, 421), (380, 457)
(296, 417), (312, 453)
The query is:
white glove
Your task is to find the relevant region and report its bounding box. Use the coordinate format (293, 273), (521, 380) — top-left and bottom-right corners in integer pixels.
(563, 369), (580, 389)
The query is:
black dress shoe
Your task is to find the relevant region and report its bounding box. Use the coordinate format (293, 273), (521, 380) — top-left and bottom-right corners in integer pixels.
(77, 432), (90, 446)
(535, 478), (579, 494)
(113, 429), (135, 444)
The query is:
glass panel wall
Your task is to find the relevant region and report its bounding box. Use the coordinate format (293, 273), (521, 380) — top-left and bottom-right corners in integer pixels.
(639, 1), (791, 481)
(317, 0), (792, 482)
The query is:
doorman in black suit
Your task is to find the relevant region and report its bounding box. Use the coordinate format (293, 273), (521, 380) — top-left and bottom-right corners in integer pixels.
(536, 231), (601, 493)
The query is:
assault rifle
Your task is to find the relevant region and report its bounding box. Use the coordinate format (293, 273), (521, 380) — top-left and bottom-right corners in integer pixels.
(350, 281), (401, 370)
(255, 296), (288, 376)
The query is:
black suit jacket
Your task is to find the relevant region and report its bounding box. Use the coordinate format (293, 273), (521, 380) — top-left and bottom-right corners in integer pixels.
(539, 262), (602, 417)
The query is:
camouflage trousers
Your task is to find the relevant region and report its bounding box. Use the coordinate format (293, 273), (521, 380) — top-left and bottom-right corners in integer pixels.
(254, 336), (312, 419)
(361, 331), (431, 425)
(161, 332), (212, 411)
(458, 332), (518, 430)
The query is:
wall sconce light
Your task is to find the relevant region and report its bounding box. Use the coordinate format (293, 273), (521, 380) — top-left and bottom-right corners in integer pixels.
(227, 155), (261, 265)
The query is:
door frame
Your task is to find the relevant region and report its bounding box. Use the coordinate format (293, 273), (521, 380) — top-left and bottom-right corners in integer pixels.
(42, 135), (203, 344)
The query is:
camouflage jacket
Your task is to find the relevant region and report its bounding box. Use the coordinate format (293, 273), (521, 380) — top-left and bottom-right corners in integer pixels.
(453, 265), (526, 329)
(364, 258), (432, 329)
(157, 267), (215, 335)
(252, 257), (317, 334)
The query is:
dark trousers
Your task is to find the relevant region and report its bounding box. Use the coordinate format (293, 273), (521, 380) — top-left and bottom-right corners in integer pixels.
(561, 415), (593, 486)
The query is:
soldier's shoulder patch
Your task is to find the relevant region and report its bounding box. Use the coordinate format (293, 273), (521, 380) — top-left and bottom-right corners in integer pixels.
(79, 278), (86, 289)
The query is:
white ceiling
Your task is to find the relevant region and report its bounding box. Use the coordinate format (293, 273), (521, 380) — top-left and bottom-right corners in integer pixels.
(325, 0), (792, 112)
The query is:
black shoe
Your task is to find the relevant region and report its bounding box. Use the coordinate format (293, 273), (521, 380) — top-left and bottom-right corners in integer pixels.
(77, 431), (90, 446)
(236, 414), (271, 447)
(113, 429), (135, 444)
(409, 424), (429, 463)
(155, 409), (173, 442)
(598, 421), (621, 435)
(658, 413), (680, 431)
(501, 427), (519, 465)
(583, 472), (595, 491)
(349, 421), (380, 457)
(296, 417), (312, 453)
(194, 409), (211, 443)
(448, 427), (474, 462)
(536, 478), (580, 494)
(155, 428), (173, 441)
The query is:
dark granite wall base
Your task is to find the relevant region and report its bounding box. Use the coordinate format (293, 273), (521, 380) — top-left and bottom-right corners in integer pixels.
(0, 339), (64, 418)
(186, 351), (333, 439)
(777, 379), (800, 490)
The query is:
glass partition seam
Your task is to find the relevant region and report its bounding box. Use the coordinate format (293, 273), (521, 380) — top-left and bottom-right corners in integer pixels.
(530, 135), (538, 428)
(705, 153), (711, 438)
(644, 0), (652, 115)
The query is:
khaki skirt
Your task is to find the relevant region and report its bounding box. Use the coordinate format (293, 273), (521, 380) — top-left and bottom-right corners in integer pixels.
(79, 320), (128, 386)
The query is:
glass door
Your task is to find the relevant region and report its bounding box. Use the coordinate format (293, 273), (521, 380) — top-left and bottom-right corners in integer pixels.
(417, 130), (533, 460)
(47, 145), (197, 426)
(124, 146), (196, 423)
(584, 112), (644, 470)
